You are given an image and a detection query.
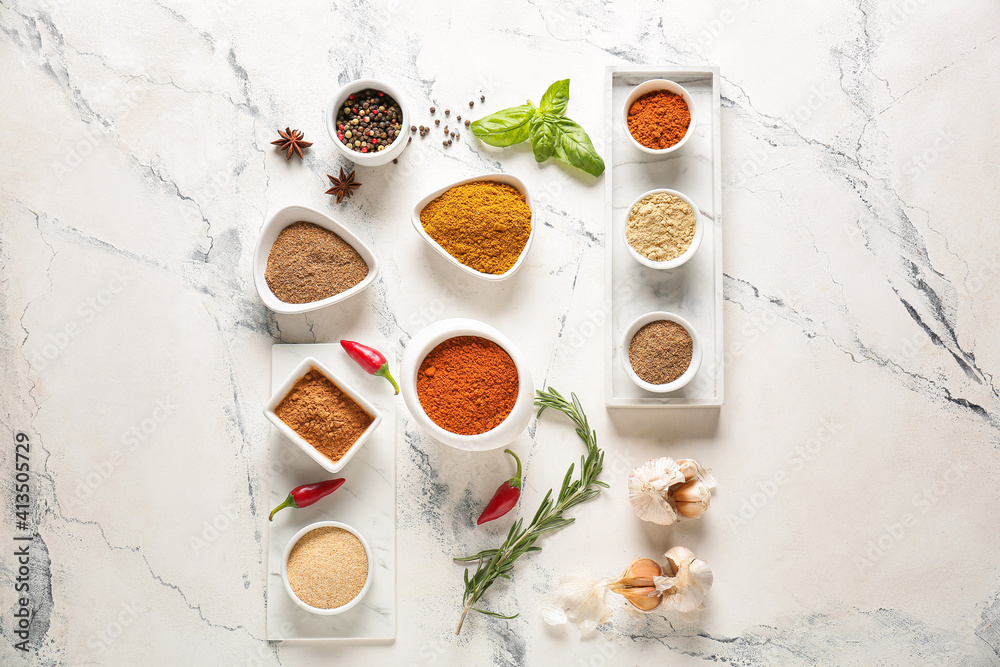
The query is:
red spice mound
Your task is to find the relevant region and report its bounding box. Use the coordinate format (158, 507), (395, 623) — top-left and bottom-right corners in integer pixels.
(416, 336), (519, 435)
(627, 90), (691, 150)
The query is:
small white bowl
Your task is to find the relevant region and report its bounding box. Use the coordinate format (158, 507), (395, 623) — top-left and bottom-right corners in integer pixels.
(623, 188), (704, 270)
(327, 79), (410, 167)
(620, 312), (703, 393)
(411, 174), (535, 281)
(622, 79), (697, 155)
(400, 318), (534, 451)
(264, 357), (383, 474)
(253, 204), (380, 315)
(282, 521), (373, 615)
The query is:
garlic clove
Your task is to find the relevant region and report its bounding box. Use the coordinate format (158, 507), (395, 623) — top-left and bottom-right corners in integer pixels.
(657, 547), (713, 613)
(672, 479), (712, 519)
(615, 557), (663, 587)
(628, 458), (685, 525)
(676, 459), (717, 489)
(619, 586), (662, 612)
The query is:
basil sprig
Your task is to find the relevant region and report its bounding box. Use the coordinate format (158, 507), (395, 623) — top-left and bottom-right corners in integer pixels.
(471, 79), (605, 177)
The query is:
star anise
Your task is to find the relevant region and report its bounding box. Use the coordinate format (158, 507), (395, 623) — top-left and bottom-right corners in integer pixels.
(271, 127), (312, 160)
(325, 168), (362, 203)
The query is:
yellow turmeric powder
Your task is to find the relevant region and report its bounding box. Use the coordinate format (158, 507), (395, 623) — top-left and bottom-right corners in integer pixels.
(419, 181), (532, 275)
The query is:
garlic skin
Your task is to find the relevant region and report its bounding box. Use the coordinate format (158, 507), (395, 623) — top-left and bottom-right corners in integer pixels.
(676, 459), (717, 489)
(540, 573), (612, 635)
(628, 458), (684, 525)
(672, 479), (712, 519)
(655, 547), (713, 613)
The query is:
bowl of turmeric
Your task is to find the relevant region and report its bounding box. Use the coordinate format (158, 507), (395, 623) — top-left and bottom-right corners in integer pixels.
(400, 318), (535, 451)
(411, 174), (535, 281)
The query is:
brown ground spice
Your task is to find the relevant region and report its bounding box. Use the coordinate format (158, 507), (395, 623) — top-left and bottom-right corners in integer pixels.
(275, 368), (374, 463)
(417, 336), (519, 435)
(265, 221), (369, 304)
(628, 320), (693, 385)
(419, 181), (531, 275)
(287, 526), (368, 609)
(627, 90), (691, 150)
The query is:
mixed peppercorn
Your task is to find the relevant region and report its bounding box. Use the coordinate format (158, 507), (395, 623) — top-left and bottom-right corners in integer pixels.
(335, 89), (403, 154)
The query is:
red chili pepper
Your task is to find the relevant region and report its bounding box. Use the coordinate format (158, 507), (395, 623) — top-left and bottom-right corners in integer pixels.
(477, 449), (522, 525)
(269, 478), (346, 521)
(340, 340), (399, 394)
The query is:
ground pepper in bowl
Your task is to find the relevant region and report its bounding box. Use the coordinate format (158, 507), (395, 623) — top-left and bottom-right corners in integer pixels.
(416, 336), (519, 435)
(627, 90), (691, 150)
(265, 222), (369, 304)
(628, 320), (694, 385)
(419, 181), (531, 275)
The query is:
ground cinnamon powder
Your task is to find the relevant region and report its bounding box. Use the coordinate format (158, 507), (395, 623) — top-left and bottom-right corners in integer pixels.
(627, 90), (691, 150)
(275, 368), (374, 463)
(416, 336), (519, 435)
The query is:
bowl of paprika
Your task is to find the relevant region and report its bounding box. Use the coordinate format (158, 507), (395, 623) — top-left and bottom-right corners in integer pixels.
(400, 318), (535, 451)
(622, 79), (696, 154)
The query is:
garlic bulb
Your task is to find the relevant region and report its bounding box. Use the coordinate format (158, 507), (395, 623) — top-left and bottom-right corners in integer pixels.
(672, 478), (712, 518)
(628, 458), (684, 525)
(610, 557), (664, 613)
(655, 547), (713, 613)
(676, 459), (717, 488)
(540, 573), (612, 635)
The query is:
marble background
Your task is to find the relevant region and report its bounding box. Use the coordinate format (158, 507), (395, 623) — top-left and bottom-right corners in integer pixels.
(2, 0), (999, 664)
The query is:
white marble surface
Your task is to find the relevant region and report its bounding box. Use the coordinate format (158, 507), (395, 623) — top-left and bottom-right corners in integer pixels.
(2, 0), (999, 665)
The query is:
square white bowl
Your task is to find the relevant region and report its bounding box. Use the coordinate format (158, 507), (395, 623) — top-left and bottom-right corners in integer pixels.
(264, 357), (383, 474)
(410, 173), (535, 281)
(254, 205), (381, 315)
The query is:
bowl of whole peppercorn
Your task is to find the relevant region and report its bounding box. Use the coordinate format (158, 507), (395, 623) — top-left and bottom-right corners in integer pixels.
(327, 79), (409, 167)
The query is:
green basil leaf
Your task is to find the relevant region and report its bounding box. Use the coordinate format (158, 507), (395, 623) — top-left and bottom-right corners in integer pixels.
(470, 104), (535, 147)
(550, 117), (605, 177)
(528, 113), (557, 162)
(539, 79), (570, 115)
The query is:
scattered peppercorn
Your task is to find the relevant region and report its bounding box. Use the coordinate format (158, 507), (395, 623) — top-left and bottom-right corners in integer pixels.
(408, 137), (412, 143)
(445, 109), (450, 116)
(457, 115), (462, 121)
(430, 106), (436, 113)
(456, 133), (460, 139)
(444, 125), (449, 133)
(465, 119), (471, 127)
(469, 101), (474, 108)
(411, 125), (417, 132)
(442, 141), (448, 146)
(393, 158), (398, 164)
(435, 119), (440, 125)
(480, 95), (485, 102)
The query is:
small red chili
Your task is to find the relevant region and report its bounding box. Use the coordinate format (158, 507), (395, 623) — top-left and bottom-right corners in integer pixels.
(269, 478), (346, 521)
(340, 340), (399, 394)
(477, 449), (522, 525)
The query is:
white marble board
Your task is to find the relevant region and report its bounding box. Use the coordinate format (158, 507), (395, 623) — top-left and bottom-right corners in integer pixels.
(266, 344), (396, 642)
(605, 66), (724, 407)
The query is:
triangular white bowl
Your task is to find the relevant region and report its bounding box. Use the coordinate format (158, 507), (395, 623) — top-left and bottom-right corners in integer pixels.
(254, 205), (380, 315)
(410, 173), (535, 282)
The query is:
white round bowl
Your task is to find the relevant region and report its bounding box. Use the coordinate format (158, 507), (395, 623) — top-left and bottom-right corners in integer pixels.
(401, 318), (534, 451)
(622, 79), (697, 155)
(411, 173), (535, 282)
(620, 311), (702, 393)
(253, 204), (380, 315)
(623, 188), (704, 270)
(281, 521), (373, 615)
(327, 78), (410, 167)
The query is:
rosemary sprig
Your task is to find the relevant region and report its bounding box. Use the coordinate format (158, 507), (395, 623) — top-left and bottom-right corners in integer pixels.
(454, 387), (607, 635)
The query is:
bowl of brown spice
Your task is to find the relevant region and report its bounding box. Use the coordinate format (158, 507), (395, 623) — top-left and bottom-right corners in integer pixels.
(623, 188), (704, 270)
(254, 205), (380, 314)
(411, 174), (535, 281)
(400, 318), (535, 451)
(620, 311), (703, 393)
(622, 79), (696, 154)
(282, 521), (373, 615)
(265, 357), (382, 473)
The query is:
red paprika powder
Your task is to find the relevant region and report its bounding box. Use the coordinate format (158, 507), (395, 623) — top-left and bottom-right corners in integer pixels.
(416, 336), (519, 435)
(627, 90), (691, 150)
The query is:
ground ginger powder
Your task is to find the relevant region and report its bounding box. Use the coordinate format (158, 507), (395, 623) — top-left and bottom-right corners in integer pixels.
(420, 181), (532, 275)
(625, 192), (696, 262)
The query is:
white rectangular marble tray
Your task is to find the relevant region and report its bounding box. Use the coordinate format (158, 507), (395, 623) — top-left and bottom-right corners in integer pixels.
(604, 66), (724, 407)
(266, 344), (396, 642)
